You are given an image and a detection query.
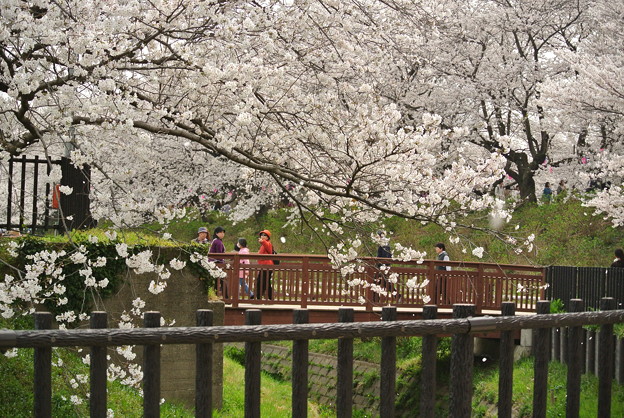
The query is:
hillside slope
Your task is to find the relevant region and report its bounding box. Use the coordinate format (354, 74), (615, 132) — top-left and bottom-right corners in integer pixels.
(163, 198), (622, 268)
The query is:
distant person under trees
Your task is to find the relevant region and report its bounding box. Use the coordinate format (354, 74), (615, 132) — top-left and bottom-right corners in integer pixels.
(235, 238), (253, 298)
(210, 226), (227, 297)
(612, 249), (624, 268)
(542, 182), (553, 203)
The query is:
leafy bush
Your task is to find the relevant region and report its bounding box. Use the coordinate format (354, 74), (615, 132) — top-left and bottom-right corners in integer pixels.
(550, 298), (566, 313)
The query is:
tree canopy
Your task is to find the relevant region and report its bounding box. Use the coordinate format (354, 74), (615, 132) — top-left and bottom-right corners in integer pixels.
(1, 0), (622, 228)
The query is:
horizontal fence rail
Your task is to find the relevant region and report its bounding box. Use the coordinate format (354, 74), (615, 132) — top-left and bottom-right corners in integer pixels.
(3, 310), (624, 348)
(2, 299), (624, 417)
(208, 253), (546, 313)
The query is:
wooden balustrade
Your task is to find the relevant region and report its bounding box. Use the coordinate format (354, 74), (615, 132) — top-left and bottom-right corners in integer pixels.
(210, 253), (545, 313)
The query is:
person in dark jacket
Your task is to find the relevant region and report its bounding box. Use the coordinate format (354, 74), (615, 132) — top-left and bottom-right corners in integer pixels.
(611, 248), (624, 268)
(435, 243), (451, 271)
(374, 230), (400, 302)
(209, 226), (226, 255)
(209, 226), (227, 297)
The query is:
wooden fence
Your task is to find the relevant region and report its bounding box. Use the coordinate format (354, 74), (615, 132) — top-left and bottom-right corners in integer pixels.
(1, 299), (624, 417)
(213, 253), (545, 313)
(547, 266), (624, 311)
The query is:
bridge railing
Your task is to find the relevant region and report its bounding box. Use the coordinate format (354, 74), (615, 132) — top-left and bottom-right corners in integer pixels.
(1, 299), (623, 417)
(210, 253), (545, 313)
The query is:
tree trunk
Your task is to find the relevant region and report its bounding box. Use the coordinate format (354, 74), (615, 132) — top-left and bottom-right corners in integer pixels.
(505, 152), (538, 203)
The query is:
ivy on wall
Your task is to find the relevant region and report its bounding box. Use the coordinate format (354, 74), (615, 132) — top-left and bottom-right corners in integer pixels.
(11, 236), (128, 318)
(1, 237), (220, 323)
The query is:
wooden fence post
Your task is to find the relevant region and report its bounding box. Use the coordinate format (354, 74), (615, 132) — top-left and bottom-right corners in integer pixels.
(498, 302), (516, 418)
(196, 309), (213, 418)
(598, 297), (616, 417)
(617, 336), (624, 385)
(580, 328), (587, 375)
(19, 154), (26, 230)
(364, 263), (374, 311)
(337, 308), (354, 418)
(475, 264), (484, 314)
(552, 327), (561, 362)
(143, 311), (161, 418)
(427, 261), (437, 306)
(533, 300), (550, 418)
(245, 310), (262, 418)
(32, 155), (40, 231)
(292, 309), (309, 418)
(420, 305), (438, 418)
(34, 312), (52, 418)
(450, 304), (475, 418)
(566, 299), (584, 418)
(90, 312), (108, 418)
(560, 326), (568, 365)
(586, 329), (596, 375)
(380, 307), (397, 418)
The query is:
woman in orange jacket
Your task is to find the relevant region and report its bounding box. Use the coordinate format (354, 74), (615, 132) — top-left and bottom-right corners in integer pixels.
(255, 229), (274, 299)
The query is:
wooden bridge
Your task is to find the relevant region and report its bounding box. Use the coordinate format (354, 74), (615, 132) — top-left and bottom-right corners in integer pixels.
(212, 253), (545, 325)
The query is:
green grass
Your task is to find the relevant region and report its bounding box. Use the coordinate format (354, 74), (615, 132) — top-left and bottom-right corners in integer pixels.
(216, 356), (331, 417)
(0, 345), (192, 418)
(473, 357), (624, 417)
(0, 345), (332, 418)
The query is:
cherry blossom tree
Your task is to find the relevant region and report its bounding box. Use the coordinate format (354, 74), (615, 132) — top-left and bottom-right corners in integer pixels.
(544, 0), (624, 225)
(365, 0), (602, 203)
(1, 0), (510, 233)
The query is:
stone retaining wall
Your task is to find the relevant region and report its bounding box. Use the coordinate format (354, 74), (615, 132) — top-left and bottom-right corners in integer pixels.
(100, 248), (224, 409)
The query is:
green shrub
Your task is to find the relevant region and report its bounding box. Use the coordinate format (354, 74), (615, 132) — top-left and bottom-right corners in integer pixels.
(550, 298), (566, 313)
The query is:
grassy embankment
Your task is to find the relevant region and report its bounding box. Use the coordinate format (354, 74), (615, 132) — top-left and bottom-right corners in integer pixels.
(155, 197), (622, 267)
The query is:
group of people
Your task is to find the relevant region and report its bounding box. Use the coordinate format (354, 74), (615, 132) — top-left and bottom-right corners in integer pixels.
(192, 226), (276, 299)
(375, 231), (452, 301)
(542, 180), (567, 203)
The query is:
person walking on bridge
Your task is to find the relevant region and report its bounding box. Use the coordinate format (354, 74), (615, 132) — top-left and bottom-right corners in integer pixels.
(192, 227), (209, 244)
(210, 226), (227, 297)
(255, 229), (275, 300)
(235, 238), (254, 298)
(435, 243), (451, 271)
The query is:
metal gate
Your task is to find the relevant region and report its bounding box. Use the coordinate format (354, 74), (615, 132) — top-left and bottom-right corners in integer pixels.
(0, 155), (95, 234)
